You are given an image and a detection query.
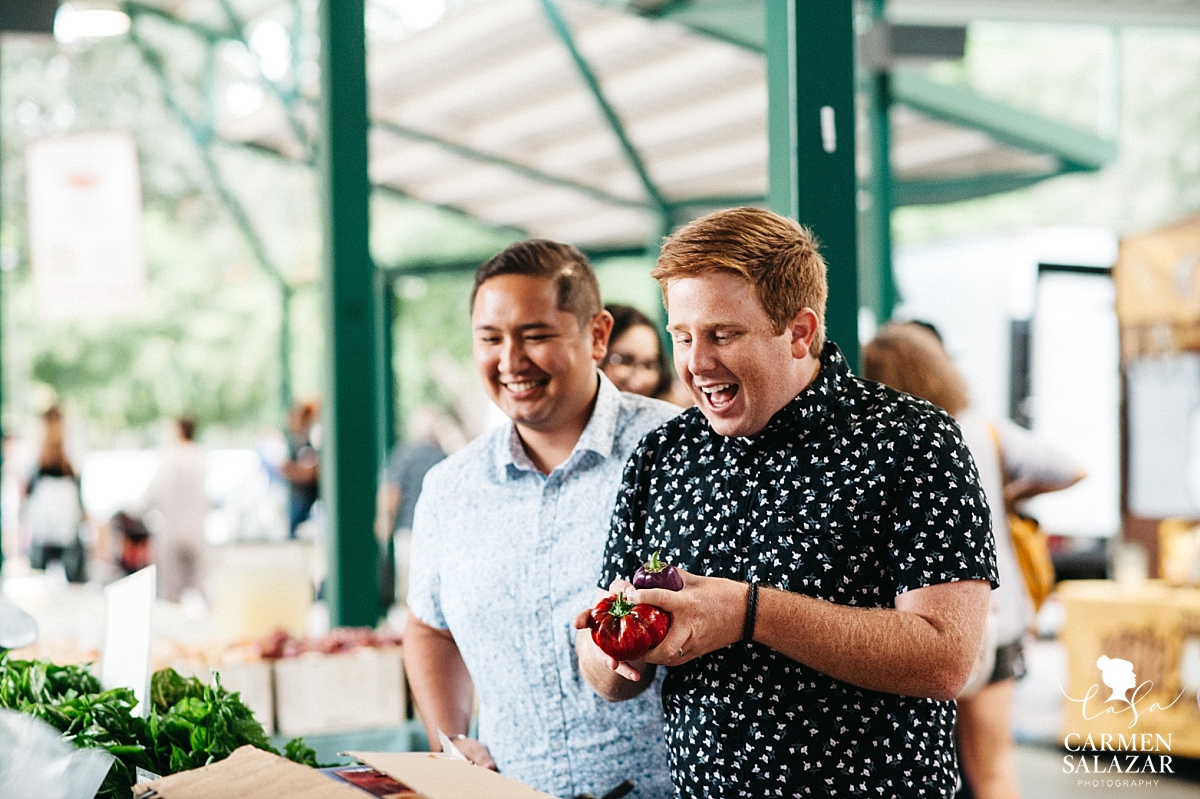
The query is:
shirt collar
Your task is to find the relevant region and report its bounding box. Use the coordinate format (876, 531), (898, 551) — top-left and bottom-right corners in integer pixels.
(493, 371), (622, 480)
(738, 341), (849, 446)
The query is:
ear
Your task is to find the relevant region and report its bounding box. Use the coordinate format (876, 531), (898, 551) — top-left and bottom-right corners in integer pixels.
(590, 309), (615, 362)
(788, 307), (820, 359)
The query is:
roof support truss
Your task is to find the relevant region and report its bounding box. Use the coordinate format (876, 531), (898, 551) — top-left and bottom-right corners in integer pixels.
(538, 0), (673, 226)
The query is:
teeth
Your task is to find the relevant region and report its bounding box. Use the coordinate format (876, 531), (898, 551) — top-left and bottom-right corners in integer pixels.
(506, 381), (542, 392)
(701, 384), (732, 394)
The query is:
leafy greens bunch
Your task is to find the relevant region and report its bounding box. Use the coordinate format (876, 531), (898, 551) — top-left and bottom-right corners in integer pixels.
(0, 654), (318, 799)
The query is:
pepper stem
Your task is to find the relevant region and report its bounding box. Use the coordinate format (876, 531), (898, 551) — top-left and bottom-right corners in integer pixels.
(644, 549), (666, 574)
(608, 594), (635, 617)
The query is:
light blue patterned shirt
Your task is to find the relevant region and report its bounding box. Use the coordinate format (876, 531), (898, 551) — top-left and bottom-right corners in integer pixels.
(408, 373), (678, 799)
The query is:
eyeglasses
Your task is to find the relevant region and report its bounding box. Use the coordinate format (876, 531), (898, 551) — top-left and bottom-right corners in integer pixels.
(605, 352), (660, 373)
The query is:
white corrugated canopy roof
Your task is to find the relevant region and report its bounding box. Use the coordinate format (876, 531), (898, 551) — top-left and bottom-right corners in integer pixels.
(128, 0), (1129, 251)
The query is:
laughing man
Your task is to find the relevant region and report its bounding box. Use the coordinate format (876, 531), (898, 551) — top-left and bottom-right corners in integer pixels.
(405, 240), (677, 799)
(576, 207), (998, 798)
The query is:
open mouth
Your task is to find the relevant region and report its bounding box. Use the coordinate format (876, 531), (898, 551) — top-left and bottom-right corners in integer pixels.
(698, 382), (739, 412)
(502, 378), (550, 398)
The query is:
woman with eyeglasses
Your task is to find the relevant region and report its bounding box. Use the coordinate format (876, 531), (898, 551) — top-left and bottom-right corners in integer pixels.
(603, 304), (686, 405)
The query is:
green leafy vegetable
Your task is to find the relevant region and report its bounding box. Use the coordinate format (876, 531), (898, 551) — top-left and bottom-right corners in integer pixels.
(0, 654), (320, 798)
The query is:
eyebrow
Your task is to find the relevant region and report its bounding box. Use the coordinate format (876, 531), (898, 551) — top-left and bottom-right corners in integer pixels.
(473, 322), (557, 332)
(667, 321), (744, 333)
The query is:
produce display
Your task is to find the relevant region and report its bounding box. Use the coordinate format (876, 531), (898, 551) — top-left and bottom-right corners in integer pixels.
(256, 626), (403, 659)
(587, 553), (684, 662)
(0, 654), (317, 799)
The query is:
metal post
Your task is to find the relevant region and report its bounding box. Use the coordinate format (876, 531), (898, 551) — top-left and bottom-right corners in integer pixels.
(866, 1), (896, 327)
(318, 0), (378, 626)
(280, 284), (293, 418)
(375, 272), (397, 611)
(0, 40), (5, 575)
(766, 0), (859, 370)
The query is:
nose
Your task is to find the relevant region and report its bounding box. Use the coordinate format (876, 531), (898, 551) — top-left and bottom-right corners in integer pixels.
(498, 335), (527, 375)
(686, 336), (717, 377)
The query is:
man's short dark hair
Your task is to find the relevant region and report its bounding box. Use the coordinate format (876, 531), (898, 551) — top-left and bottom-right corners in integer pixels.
(471, 240), (602, 328)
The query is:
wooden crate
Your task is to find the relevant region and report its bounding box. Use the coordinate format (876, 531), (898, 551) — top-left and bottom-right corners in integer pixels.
(273, 647), (405, 737)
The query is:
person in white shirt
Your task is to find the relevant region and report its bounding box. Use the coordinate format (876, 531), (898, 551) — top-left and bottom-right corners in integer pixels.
(138, 417), (209, 602)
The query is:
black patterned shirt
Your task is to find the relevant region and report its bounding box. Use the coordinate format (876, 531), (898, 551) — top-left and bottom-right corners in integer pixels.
(599, 343), (997, 798)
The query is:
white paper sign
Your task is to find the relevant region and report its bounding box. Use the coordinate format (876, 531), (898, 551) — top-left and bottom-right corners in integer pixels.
(101, 566), (156, 717)
(25, 131), (147, 318)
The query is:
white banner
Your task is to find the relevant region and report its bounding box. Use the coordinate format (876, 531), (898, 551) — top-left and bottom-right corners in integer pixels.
(25, 131), (146, 318)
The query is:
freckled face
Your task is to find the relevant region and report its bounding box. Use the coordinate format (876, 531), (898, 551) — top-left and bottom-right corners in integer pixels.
(666, 271), (815, 437)
(471, 274), (609, 433)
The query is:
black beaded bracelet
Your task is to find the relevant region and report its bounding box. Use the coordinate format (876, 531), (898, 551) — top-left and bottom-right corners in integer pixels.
(742, 582), (759, 643)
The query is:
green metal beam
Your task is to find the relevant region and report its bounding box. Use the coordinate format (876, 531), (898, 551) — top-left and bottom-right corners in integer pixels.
(213, 0), (314, 157)
(539, 0), (673, 222)
(648, 0), (765, 51)
(890, 70), (1118, 170)
(131, 24), (297, 422)
(894, 169), (1085, 206)
(319, 0), (379, 627)
(374, 120), (648, 211)
(123, 1), (230, 42)
(766, 0), (859, 369)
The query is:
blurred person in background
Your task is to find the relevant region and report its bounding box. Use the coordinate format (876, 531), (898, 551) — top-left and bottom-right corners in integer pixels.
(134, 417), (209, 603)
(602, 304), (674, 400)
(862, 322), (1085, 799)
(282, 401), (320, 538)
(23, 406), (86, 583)
(378, 406), (454, 610)
(405, 240), (678, 798)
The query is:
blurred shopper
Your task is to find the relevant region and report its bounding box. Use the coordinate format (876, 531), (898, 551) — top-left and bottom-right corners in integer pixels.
(23, 407), (86, 583)
(405, 240), (678, 798)
(379, 406), (451, 609)
(862, 322), (1085, 799)
(602, 304), (675, 400)
(577, 208), (995, 799)
(281, 401), (320, 538)
(136, 417), (209, 603)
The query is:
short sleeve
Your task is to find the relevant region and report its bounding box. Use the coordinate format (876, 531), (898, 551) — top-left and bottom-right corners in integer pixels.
(405, 486), (448, 629)
(887, 413), (998, 596)
(598, 441), (657, 591)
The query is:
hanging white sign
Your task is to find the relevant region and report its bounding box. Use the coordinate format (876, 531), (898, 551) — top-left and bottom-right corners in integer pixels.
(25, 131), (147, 318)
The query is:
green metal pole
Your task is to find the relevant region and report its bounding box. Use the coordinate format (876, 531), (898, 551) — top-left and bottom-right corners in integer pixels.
(318, 0), (379, 626)
(0, 40), (5, 576)
(766, 0), (859, 371)
(280, 284), (293, 419)
(867, 1), (896, 325)
(870, 81), (897, 324)
(375, 272), (397, 611)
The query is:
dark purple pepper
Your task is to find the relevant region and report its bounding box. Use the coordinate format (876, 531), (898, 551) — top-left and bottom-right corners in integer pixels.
(632, 550), (684, 591)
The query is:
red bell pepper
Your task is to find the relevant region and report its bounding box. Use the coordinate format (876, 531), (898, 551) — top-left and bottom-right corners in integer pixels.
(586, 593), (670, 662)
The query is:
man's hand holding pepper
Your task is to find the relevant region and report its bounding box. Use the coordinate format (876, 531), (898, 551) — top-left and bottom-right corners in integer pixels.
(626, 568), (747, 668)
(573, 569), (749, 688)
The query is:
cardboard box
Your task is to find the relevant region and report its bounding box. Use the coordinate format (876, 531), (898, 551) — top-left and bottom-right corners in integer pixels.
(133, 746), (558, 799)
(350, 752), (558, 799)
(132, 745), (362, 799)
(273, 647), (405, 736)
